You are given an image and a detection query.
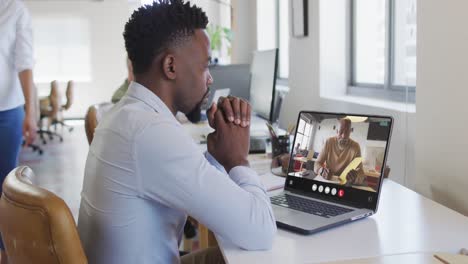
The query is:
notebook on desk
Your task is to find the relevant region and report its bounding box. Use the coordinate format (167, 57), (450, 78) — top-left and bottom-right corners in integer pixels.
(270, 111), (393, 234)
(260, 172), (286, 191)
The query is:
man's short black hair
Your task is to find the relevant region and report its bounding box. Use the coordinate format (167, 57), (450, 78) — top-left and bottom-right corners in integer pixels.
(123, 0), (209, 74)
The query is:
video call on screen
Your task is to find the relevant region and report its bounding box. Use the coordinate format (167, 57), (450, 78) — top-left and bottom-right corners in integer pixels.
(289, 113), (391, 193)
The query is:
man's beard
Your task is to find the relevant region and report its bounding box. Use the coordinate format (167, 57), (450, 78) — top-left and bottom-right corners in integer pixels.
(186, 103), (202, 123)
(338, 138), (349, 150)
(186, 87), (211, 123)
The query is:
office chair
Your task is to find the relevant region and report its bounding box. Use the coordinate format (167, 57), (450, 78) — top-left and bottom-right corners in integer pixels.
(38, 81), (63, 143)
(62, 81), (73, 111)
(84, 102), (113, 144)
(24, 86), (44, 155)
(0, 166), (87, 264)
(22, 140), (44, 155)
(53, 80), (74, 132)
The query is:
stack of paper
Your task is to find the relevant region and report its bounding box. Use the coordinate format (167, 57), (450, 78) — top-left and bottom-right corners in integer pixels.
(339, 157), (363, 184)
(260, 171), (286, 192)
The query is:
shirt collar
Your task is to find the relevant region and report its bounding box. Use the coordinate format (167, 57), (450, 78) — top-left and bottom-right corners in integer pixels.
(126, 81), (177, 122)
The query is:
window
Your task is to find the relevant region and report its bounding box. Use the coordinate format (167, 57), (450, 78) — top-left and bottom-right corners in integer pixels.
(278, 0), (289, 79)
(33, 17), (91, 83)
(141, 0), (232, 63)
(257, 0), (289, 79)
(350, 0), (416, 102)
(296, 119), (311, 149)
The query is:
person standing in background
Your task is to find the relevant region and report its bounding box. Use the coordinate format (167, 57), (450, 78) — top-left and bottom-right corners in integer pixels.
(294, 143), (301, 154)
(0, 0), (37, 263)
(111, 57), (134, 103)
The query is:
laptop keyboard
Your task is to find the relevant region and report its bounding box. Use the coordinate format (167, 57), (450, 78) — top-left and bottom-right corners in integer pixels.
(270, 194), (353, 218)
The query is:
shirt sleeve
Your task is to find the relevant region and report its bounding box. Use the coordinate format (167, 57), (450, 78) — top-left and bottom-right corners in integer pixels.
(14, 5), (34, 72)
(204, 151), (227, 174)
(134, 120), (276, 250)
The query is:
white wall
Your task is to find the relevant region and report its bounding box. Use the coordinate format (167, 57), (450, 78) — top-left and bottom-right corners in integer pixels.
(26, 0), (227, 118)
(25, 0), (130, 118)
(231, 0), (257, 64)
(279, 0), (415, 187)
(416, 0), (468, 216)
(278, 0), (468, 216)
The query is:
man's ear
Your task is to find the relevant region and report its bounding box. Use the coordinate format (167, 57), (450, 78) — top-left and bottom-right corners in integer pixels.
(162, 54), (176, 80)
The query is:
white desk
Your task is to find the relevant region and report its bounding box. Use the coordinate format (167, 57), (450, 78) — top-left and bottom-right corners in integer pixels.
(183, 118), (468, 263)
(217, 179), (468, 263)
(183, 114), (286, 145)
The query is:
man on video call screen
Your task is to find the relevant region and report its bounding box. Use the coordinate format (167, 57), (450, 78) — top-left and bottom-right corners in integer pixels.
(313, 118), (365, 185)
(289, 113), (388, 193)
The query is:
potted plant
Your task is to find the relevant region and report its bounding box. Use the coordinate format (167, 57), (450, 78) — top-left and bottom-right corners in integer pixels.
(206, 24), (232, 64)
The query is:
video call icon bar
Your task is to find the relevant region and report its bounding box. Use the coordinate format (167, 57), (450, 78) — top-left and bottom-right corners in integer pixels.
(311, 184), (344, 198)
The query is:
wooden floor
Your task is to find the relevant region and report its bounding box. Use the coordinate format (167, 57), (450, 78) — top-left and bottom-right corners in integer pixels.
(19, 121), (88, 221)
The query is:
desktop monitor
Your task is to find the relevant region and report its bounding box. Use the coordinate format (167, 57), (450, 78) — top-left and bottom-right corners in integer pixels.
(249, 49), (278, 122)
(208, 64), (251, 100)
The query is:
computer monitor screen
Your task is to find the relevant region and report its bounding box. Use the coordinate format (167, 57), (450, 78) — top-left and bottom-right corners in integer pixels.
(249, 49), (278, 122)
(288, 112), (392, 197)
(208, 64), (251, 100)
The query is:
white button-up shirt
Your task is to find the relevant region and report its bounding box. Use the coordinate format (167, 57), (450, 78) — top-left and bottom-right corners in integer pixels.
(0, 0), (34, 111)
(77, 82), (276, 264)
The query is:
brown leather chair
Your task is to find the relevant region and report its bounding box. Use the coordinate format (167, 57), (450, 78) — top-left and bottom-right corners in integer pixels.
(84, 102), (113, 144)
(62, 81), (74, 111)
(54, 80), (74, 132)
(0, 166), (87, 264)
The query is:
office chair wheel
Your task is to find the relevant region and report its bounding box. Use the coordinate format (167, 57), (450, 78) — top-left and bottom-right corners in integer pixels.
(42, 139), (47, 144)
(38, 150), (43, 155)
(68, 127), (74, 132)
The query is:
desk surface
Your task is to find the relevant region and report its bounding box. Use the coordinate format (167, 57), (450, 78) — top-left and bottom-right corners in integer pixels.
(217, 179), (468, 263)
(184, 115), (286, 143)
(322, 252), (468, 264)
(182, 119), (468, 263)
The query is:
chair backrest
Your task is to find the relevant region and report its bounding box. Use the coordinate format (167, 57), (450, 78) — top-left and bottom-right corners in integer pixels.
(34, 84), (41, 122)
(63, 81), (74, 110)
(84, 103), (113, 145)
(0, 167), (87, 264)
(49, 81), (61, 120)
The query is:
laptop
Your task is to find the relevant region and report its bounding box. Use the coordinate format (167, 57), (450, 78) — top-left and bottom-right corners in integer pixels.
(270, 111), (393, 234)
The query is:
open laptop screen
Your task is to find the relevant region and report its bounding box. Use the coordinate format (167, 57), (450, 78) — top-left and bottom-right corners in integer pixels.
(286, 111), (393, 211)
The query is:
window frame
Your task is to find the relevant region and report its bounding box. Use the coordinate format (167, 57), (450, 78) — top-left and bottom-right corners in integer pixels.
(348, 0), (416, 103)
(276, 0), (289, 82)
(297, 119), (311, 149)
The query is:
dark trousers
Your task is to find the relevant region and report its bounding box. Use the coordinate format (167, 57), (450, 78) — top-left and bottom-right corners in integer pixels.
(0, 106), (24, 250)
